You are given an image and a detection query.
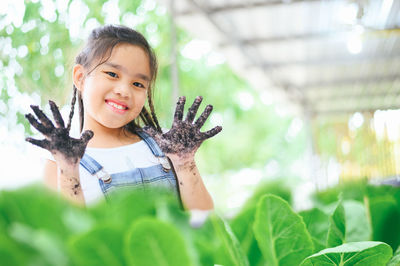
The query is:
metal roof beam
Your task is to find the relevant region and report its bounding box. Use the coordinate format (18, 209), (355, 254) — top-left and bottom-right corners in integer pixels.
(258, 52), (400, 68)
(306, 90), (400, 102)
(184, 0), (305, 107)
(227, 31), (342, 44)
(313, 103), (400, 115)
(298, 74), (400, 89)
(219, 27), (400, 45)
(177, 0), (321, 16)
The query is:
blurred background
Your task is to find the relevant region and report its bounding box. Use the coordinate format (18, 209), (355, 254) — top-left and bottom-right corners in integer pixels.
(1, 0), (400, 216)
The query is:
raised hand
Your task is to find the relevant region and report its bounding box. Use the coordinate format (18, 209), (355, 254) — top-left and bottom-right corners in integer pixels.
(25, 100), (93, 165)
(144, 96), (222, 160)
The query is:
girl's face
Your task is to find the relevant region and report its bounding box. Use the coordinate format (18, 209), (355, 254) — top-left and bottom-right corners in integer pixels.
(74, 43), (151, 131)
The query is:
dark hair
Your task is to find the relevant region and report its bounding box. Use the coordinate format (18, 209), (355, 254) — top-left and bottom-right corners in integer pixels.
(67, 24), (162, 134)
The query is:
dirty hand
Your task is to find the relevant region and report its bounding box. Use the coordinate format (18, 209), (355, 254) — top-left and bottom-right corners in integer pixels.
(25, 100), (93, 167)
(144, 96), (222, 162)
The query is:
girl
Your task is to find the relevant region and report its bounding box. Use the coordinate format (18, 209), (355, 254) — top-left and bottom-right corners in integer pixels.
(24, 24), (222, 210)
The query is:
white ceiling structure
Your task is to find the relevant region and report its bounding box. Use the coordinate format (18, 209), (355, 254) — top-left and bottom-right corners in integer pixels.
(159, 0), (400, 117)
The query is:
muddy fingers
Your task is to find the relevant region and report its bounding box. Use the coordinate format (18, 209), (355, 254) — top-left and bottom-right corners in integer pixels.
(173, 96), (186, 122)
(49, 100), (65, 128)
(25, 137), (50, 150)
(25, 100), (94, 165)
(144, 95), (222, 159)
(185, 96), (203, 123)
(201, 126), (222, 140)
(194, 105), (213, 129)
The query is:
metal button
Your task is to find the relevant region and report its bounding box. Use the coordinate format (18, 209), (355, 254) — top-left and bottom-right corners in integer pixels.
(159, 157), (171, 172)
(97, 169), (112, 184)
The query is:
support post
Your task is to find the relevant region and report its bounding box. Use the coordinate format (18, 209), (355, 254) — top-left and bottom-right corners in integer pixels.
(169, 0), (180, 103)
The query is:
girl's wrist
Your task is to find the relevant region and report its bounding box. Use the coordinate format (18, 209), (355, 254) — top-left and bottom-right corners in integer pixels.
(167, 151), (195, 165)
(53, 153), (81, 173)
(56, 163), (80, 177)
(57, 165), (82, 194)
(171, 159), (197, 172)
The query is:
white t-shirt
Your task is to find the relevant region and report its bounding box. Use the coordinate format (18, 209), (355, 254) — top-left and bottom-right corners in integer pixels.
(43, 140), (212, 226)
(46, 140), (163, 205)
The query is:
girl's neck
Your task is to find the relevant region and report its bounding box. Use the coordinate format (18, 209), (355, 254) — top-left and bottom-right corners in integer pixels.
(83, 124), (140, 148)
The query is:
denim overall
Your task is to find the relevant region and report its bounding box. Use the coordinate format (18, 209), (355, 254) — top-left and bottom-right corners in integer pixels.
(79, 130), (179, 201)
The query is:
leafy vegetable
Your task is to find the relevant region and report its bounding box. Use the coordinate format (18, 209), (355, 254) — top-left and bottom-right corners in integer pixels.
(124, 217), (192, 266)
(209, 214), (249, 266)
(388, 245), (400, 266)
(299, 207), (330, 252)
(68, 225), (125, 266)
(1, 182), (399, 265)
(300, 241), (392, 266)
(253, 194), (313, 265)
(327, 200), (346, 247)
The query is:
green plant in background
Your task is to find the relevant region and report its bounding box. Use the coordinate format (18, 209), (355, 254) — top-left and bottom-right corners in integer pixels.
(3, 1), (400, 264)
(1, 0), (307, 178)
(1, 180), (399, 265)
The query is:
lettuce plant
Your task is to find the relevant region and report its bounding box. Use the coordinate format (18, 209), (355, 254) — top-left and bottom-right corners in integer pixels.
(0, 181), (399, 265)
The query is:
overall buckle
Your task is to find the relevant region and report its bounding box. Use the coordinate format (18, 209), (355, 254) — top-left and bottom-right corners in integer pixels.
(97, 168), (112, 184)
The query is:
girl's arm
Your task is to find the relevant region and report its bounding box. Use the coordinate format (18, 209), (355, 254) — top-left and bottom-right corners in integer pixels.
(44, 159), (85, 205)
(43, 159), (58, 190)
(144, 96), (222, 211)
(171, 159), (214, 210)
(25, 100), (92, 206)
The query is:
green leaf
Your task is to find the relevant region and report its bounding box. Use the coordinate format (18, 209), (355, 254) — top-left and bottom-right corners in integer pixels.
(0, 185), (84, 237)
(0, 232), (34, 266)
(68, 225), (125, 266)
(327, 200), (346, 247)
(253, 194), (313, 266)
(210, 214), (249, 266)
(230, 206), (263, 265)
(240, 180), (292, 210)
(299, 208), (330, 252)
(8, 222), (68, 266)
(300, 241), (393, 266)
(343, 200), (371, 242)
(124, 217), (192, 266)
(388, 245), (400, 266)
(368, 194), (400, 250)
(89, 188), (182, 232)
(300, 200), (371, 254)
(312, 180), (367, 206)
(191, 219), (218, 266)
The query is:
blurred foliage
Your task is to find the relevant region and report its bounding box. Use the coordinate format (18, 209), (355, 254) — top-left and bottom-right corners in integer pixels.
(2, 0), (399, 187)
(1, 180), (399, 265)
(1, 0), (307, 177)
(314, 113), (399, 181)
(312, 179), (400, 250)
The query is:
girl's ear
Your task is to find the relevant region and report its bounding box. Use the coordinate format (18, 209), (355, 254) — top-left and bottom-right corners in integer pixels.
(73, 64), (85, 92)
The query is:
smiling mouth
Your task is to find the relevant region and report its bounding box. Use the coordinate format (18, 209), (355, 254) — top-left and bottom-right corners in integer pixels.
(105, 100), (128, 110)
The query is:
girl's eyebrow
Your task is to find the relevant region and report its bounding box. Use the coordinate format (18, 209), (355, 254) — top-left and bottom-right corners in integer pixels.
(104, 62), (150, 81)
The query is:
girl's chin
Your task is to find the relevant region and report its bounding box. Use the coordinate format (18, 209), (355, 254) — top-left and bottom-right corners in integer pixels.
(92, 118), (132, 130)
(102, 122), (131, 129)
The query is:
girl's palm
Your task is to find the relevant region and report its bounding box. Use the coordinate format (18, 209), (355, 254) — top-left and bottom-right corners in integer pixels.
(25, 100), (93, 165)
(144, 96), (222, 160)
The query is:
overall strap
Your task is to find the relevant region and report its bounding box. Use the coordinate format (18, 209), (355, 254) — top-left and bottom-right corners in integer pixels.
(80, 153), (112, 183)
(136, 130), (171, 171)
(80, 153), (103, 174)
(136, 130), (165, 157)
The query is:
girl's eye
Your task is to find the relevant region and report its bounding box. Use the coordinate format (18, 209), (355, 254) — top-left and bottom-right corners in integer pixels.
(133, 82), (145, 89)
(106, 71), (118, 78)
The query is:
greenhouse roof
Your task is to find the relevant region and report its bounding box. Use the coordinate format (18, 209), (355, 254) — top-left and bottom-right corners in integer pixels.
(160, 0), (400, 117)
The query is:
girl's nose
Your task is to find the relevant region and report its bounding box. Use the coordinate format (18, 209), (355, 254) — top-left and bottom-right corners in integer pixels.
(113, 83), (130, 98)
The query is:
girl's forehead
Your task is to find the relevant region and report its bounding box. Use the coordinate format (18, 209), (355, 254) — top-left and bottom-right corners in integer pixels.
(96, 43), (151, 77)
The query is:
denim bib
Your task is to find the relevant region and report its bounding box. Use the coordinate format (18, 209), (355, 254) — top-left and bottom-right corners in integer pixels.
(79, 130), (179, 200)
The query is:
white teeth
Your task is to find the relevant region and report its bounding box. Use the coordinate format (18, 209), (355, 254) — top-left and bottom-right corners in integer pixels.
(107, 102), (126, 110)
